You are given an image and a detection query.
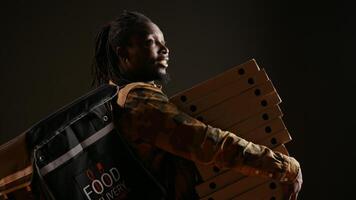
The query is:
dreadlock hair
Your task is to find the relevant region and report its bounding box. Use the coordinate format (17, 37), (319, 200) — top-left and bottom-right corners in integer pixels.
(91, 11), (152, 87)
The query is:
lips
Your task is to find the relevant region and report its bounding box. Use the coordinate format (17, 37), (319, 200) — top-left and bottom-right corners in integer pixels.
(158, 60), (168, 67)
(156, 57), (169, 67)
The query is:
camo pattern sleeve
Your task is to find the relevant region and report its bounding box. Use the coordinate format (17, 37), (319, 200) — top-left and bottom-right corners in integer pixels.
(117, 82), (300, 184)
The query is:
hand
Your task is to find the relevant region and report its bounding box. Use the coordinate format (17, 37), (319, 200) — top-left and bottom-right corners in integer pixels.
(282, 167), (303, 200)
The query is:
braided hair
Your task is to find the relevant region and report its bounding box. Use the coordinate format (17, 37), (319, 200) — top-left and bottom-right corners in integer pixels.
(91, 11), (152, 87)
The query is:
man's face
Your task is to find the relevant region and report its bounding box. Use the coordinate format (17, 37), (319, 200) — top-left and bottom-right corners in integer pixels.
(119, 22), (170, 82)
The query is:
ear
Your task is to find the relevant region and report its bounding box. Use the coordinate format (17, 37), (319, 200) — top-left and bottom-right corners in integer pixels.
(116, 46), (128, 61)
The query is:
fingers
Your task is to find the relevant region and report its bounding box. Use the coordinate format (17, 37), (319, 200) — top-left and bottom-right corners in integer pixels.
(282, 184), (292, 200)
(290, 192), (298, 200)
(282, 167), (302, 200)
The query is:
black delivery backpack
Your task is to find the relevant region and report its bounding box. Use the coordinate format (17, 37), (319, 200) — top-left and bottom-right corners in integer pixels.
(26, 84), (167, 200)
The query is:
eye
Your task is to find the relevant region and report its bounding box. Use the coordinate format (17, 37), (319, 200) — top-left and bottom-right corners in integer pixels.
(145, 39), (154, 46)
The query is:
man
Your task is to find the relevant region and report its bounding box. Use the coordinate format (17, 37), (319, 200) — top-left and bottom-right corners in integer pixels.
(92, 11), (302, 199)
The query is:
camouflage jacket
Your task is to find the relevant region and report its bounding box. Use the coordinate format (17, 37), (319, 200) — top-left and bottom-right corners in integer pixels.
(112, 82), (300, 200)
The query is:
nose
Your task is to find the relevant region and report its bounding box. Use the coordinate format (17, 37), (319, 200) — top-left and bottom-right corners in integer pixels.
(159, 42), (169, 55)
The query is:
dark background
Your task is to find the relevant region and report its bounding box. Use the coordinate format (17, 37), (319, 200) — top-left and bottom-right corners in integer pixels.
(0, 0), (355, 199)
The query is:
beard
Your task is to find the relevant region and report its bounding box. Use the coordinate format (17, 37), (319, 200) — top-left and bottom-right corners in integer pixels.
(156, 71), (171, 85)
(123, 62), (171, 84)
(154, 66), (171, 85)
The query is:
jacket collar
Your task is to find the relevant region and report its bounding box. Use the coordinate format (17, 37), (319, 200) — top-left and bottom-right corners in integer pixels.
(109, 79), (162, 89)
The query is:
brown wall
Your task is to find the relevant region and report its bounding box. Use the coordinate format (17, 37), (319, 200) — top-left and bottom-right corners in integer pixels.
(0, 1), (354, 199)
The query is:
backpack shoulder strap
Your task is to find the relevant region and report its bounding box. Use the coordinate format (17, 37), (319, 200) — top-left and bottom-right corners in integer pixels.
(117, 82), (153, 108)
